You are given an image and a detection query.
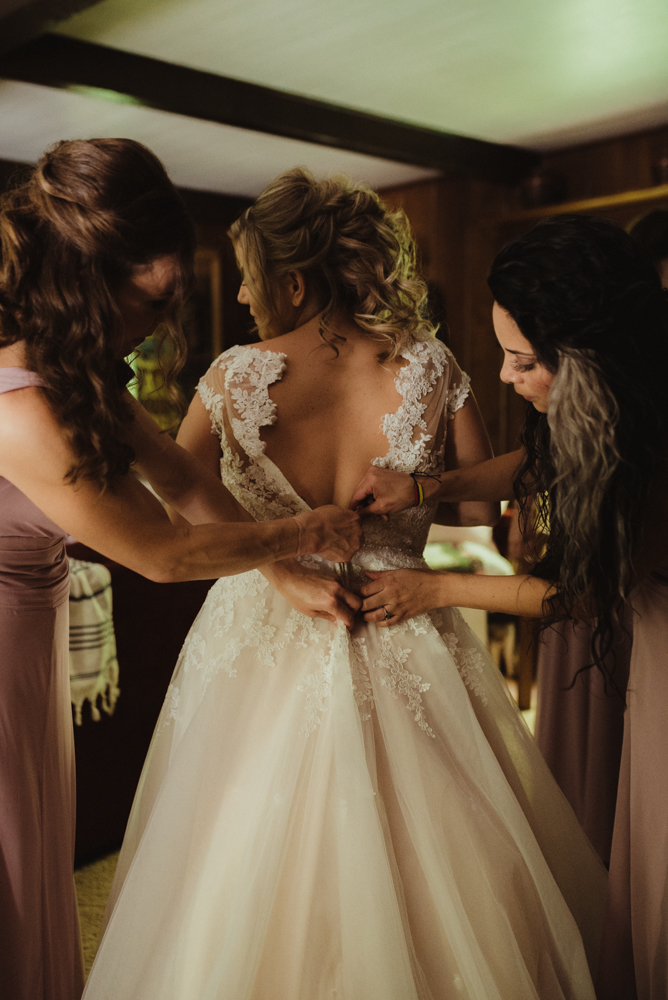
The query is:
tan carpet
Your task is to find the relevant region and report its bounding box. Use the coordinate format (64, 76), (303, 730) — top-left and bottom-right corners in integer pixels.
(74, 851), (119, 978)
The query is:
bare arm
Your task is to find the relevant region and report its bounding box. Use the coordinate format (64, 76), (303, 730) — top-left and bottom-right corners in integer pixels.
(359, 567), (552, 625)
(0, 388), (362, 582)
(433, 393), (501, 526)
(128, 392), (250, 524)
(350, 448), (524, 517)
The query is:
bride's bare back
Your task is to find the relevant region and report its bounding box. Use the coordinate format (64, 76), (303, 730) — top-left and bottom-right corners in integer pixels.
(257, 317), (406, 509)
(180, 312), (495, 529)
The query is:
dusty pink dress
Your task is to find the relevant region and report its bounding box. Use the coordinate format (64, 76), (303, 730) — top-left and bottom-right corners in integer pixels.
(0, 369), (84, 1000)
(535, 618), (630, 867)
(596, 498), (668, 1000)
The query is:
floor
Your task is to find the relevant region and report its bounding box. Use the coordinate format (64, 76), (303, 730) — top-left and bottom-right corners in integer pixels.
(74, 851), (119, 978)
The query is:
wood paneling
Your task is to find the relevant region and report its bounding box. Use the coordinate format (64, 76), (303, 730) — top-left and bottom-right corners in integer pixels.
(542, 125), (668, 203)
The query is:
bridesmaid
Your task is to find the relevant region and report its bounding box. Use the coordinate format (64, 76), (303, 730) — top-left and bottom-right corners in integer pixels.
(0, 138), (361, 1000)
(351, 213), (668, 999)
(533, 206), (668, 867)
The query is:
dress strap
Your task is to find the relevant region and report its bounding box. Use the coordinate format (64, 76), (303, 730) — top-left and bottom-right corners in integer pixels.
(0, 367), (44, 393)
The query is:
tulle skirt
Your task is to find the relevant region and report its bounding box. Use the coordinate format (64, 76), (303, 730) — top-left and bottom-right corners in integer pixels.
(83, 571), (606, 1000)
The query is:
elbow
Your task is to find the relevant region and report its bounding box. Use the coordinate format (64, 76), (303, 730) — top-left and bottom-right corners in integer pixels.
(142, 562), (179, 585)
(140, 547), (188, 585)
(456, 503), (502, 528)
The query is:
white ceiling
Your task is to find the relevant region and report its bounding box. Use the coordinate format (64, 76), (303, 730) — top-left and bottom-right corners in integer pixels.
(0, 80), (438, 196)
(55, 0), (668, 150)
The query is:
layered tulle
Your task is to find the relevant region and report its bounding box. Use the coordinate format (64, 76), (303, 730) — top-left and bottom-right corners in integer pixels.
(83, 572), (605, 1000)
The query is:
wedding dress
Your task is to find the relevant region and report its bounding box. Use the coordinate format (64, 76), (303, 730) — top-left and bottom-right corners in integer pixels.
(83, 337), (606, 1000)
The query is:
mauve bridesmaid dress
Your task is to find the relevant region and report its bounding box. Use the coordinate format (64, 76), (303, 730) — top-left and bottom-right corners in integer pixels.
(0, 368), (84, 999)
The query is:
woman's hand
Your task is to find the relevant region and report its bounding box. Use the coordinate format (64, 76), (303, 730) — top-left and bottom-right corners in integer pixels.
(360, 568), (450, 626)
(348, 467), (418, 517)
(264, 560), (361, 629)
(295, 506), (363, 561)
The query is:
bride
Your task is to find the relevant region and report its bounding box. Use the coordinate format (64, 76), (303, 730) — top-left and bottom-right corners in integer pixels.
(83, 170), (606, 1000)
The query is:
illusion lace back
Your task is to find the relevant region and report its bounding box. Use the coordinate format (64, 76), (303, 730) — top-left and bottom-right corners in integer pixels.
(83, 339), (606, 1000)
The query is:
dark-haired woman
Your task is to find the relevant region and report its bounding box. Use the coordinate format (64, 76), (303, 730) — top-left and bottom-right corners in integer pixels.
(0, 140), (361, 1000)
(83, 171), (605, 1000)
(353, 213), (668, 999)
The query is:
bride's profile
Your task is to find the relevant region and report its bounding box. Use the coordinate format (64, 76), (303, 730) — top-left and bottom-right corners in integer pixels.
(83, 169), (606, 999)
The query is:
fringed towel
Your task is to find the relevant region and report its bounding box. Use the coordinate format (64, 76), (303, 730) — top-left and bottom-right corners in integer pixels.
(68, 558), (120, 725)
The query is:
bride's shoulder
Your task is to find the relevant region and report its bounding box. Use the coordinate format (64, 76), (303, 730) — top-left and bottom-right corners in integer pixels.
(206, 341), (287, 378)
(402, 335), (458, 372)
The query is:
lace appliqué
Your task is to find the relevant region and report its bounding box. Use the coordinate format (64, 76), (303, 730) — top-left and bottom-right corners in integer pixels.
(224, 347), (286, 459)
(198, 345), (306, 524)
(208, 572), (269, 637)
(297, 648), (334, 737)
(162, 683), (180, 725)
(446, 372), (471, 420)
(441, 630), (488, 705)
(375, 631), (435, 738)
(296, 626), (345, 737)
(373, 340), (445, 474)
(283, 608), (325, 648)
(350, 637), (374, 721)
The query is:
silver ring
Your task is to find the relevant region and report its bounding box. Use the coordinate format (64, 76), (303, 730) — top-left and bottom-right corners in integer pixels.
(383, 608), (392, 620)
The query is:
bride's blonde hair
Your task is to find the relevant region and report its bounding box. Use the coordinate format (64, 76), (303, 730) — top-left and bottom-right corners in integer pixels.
(228, 168), (437, 360)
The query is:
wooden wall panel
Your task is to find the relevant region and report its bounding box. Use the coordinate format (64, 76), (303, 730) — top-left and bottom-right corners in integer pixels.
(543, 125), (668, 202)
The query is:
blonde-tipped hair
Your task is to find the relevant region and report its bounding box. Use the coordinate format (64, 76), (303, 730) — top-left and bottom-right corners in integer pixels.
(228, 168), (437, 359)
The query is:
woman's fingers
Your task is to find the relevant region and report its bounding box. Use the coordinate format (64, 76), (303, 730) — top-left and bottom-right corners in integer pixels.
(339, 586), (362, 613)
(348, 467), (415, 515)
(363, 607), (401, 626)
(348, 472), (375, 510)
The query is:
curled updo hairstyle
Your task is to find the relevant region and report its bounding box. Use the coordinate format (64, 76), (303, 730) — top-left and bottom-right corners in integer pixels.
(228, 167), (436, 359)
(489, 214), (668, 682)
(0, 138), (195, 485)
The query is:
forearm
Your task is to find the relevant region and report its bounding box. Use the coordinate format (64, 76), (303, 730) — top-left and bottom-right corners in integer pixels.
(166, 475), (252, 526)
(138, 448), (248, 525)
(436, 570), (552, 617)
(424, 450), (524, 504)
(128, 393), (248, 524)
(145, 518), (302, 583)
(433, 500), (501, 527)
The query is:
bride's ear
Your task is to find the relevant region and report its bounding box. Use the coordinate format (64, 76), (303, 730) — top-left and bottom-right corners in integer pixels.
(286, 270), (306, 307)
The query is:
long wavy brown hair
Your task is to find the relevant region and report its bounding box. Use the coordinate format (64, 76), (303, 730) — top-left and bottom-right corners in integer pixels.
(0, 138), (195, 486)
(228, 167), (436, 359)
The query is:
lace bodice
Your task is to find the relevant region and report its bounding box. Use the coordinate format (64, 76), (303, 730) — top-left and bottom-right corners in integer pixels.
(198, 337), (470, 580)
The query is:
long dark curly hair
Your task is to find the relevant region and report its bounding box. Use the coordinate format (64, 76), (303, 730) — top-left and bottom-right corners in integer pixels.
(0, 138), (195, 486)
(488, 214), (668, 681)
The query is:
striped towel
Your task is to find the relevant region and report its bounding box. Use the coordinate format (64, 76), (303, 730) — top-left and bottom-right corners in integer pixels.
(68, 558), (120, 726)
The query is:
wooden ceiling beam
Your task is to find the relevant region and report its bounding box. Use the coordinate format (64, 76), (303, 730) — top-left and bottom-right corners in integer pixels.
(0, 33), (540, 184)
(0, 0), (103, 58)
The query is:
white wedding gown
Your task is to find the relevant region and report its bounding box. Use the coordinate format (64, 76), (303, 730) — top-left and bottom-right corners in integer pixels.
(83, 338), (606, 1000)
